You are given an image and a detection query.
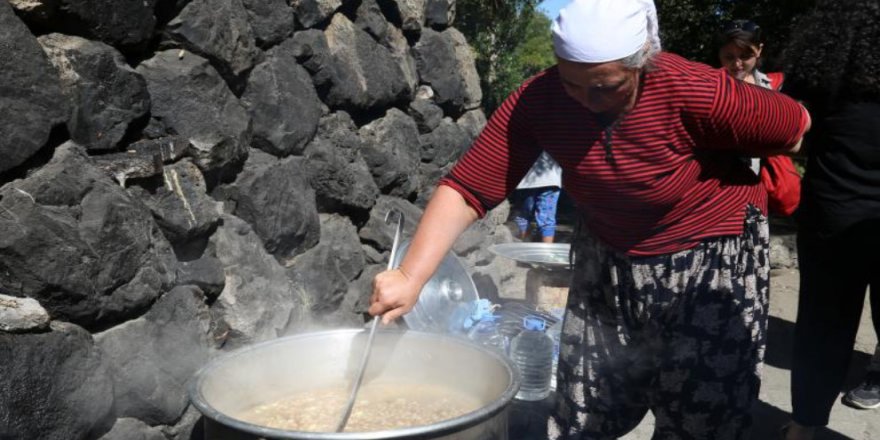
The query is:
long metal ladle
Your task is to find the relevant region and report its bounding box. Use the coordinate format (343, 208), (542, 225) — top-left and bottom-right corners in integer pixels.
(334, 208), (405, 432)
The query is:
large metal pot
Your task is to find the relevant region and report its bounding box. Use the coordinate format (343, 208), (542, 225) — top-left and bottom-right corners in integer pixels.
(189, 329), (520, 440)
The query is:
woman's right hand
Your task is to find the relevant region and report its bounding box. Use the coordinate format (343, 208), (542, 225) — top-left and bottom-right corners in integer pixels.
(369, 268), (423, 325)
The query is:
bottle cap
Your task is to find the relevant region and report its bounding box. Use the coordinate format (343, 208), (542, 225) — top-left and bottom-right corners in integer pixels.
(523, 315), (546, 331)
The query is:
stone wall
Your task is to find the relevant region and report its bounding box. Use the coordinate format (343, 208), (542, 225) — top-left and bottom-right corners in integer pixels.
(0, 0), (525, 438)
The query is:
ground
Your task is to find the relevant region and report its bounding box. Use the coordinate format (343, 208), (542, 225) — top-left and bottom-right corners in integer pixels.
(508, 268), (879, 440)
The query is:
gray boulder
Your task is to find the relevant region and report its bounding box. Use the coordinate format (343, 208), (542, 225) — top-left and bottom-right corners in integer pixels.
(358, 196), (423, 252)
(304, 112), (380, 214)
(355, 0), (388, 41)
(98, 418), (166, 440)
(308, 14), (411, 112)
(176, 256), (226, 298)
(214, 149), (320, 263)
(241, 39), (322, 157)
(418, 117), (471, 165)
(414, 28), (482, 114)
(0, 294), (50, 333)
(457, 108), (486, 141)
(409, 98), (444, 133)
(0, 0), (67, 174)
(304, 137), (380, 215)
(95, 286), (213, 425)
(207, 215), (310, 348)
(166, 0), (262, 84)
(377, 0), (425, 33)
(0, 143), (177, 329)
(382, 24), (419, 97)
(291, 0), (341, 28)
(0, 321), (114, 440)
(425, 0), (454, 29)
(38, 33), (150, 151)
(137, 50), (251, 183)
(286, 214), (366, 318)
(359, 108), (422, 198)
(241, 0), (294, 48)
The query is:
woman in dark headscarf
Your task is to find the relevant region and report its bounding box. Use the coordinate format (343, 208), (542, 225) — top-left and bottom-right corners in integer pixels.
(781, 1), (880, 438)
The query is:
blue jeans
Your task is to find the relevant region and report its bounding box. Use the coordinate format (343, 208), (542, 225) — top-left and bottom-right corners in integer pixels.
(513, 187), (560, 238)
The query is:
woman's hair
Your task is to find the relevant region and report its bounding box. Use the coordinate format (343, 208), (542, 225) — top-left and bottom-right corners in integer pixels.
(717, 20), (764, 55)
(783, 0), (880, 104)
(621, 41), (660, 70)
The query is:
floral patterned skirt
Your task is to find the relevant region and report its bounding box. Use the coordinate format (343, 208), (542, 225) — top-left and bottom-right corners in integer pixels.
(548, 206), (770, 440)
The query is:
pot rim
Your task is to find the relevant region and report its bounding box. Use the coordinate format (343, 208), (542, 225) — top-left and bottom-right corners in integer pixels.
(188, 328), (521, 439)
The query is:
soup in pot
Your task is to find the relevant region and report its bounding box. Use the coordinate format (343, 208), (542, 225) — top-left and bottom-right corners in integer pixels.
(238, 382), (482, 433)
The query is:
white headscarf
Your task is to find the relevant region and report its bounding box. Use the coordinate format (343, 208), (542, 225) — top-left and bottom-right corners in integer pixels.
(552, 0), (661, 63)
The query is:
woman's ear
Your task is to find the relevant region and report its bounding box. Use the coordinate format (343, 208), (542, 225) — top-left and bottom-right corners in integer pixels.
(755, 43), (764, 58)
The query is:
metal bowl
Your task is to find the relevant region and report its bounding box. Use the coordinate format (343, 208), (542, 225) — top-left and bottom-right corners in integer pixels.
(391, 241), (480, 333)
(189, 329), (519, 440)
(488, 243), (571, 270)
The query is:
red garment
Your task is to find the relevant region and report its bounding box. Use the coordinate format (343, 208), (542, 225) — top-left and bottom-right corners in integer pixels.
(761, 71), (802, 216)
(440, 53), (808, 256)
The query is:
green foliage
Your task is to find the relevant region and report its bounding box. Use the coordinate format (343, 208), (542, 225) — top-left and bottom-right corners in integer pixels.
(454, 0), (821, 112)
(455, 0), (555, 112)
(654, 0), (818, 69)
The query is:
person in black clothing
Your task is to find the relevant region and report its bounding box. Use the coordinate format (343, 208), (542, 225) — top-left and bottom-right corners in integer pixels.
(781, 1), (880, 439)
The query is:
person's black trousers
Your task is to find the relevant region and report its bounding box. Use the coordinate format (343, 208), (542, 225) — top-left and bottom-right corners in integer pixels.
(791, 219), (880, 426)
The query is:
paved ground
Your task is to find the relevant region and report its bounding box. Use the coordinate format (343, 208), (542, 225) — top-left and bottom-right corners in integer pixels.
(508, 268), (879, 440)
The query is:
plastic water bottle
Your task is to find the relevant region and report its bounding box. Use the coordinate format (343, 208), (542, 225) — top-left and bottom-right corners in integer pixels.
(547, 319), (563, 391)
(467, 314), (509, 355)
(510, 316), (554, 401)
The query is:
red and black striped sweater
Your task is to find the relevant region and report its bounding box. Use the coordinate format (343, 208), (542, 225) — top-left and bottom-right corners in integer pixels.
(440, 52), (808, 256)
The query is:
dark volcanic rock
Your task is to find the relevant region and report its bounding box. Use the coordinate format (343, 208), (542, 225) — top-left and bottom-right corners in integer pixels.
(166, 0), (262, 84)
(358, 195), (422, 252)
(95, 286), (212, 425)
(0, 0), (67, 174)
(61, 0), (158, 47)
(413, 27), (482, 115)
(214, 149), (320, 263)
(300, 14), (410, 112)
(408, 98), (444, 133)
(137, 50), (251, 183)
(358, 108), (421, 198)
(304, 137), (379, 215)
(0, 143), (177, 329)
(377, 0), (425, 33)
(138, 159), (222, 244)
(286, 214), (365, 316)
(425, 0), (454, 29)
(38, 33), (150, 151)
(207, 214), (310, 347)
(241, 0), (294, 48)
(457, 108), (486, 141)
(241, 39), (322, 157)
(303, 112), (379, 214)
(0, 321), (114, 440)
(355, 0), (388, 41)
(98, 418), (166, 440)
(418, 117), (471, 165)
(176, 255), (225, 298)
(91, 136), (190, 186)
(291, 0), (341, 28)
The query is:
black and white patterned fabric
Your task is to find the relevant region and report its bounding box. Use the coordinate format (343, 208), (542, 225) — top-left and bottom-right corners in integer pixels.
(548, 206), (770, 440)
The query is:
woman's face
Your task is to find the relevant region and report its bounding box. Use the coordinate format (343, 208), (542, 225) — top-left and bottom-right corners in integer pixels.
(556, 58), (640, 116)
(719, 42), (762, 80)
